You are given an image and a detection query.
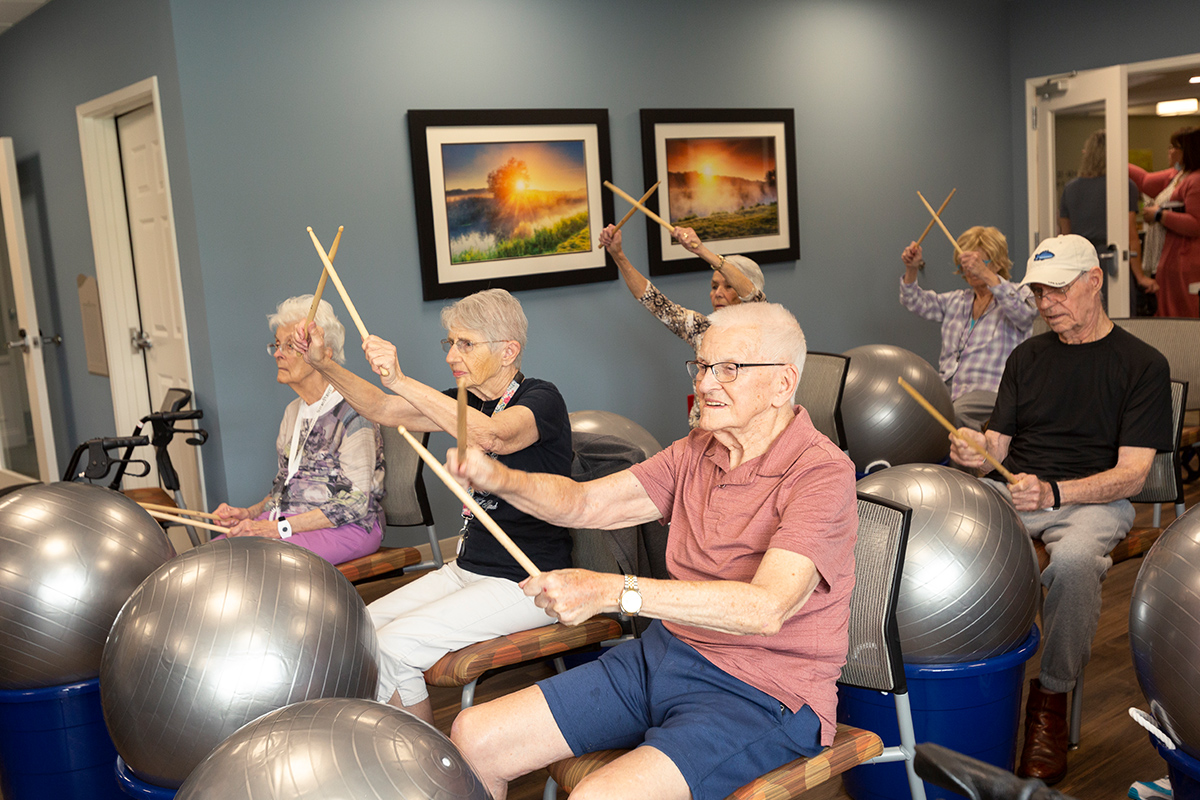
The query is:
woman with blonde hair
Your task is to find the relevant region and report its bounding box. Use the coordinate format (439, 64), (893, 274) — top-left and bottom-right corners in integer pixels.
(899, 226), (1037, 430)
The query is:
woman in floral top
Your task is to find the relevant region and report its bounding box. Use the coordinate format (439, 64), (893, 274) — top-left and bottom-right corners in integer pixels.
(599, 223), (766, 425)
(214, 296), (385, 565)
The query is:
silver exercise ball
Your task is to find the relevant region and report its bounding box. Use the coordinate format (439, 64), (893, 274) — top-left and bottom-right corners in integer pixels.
(100, 537), (379, 788)
(857, 464), (1039, 663)
(0, 482), (175, 689)
(841, 344), (954, 473)
(175, 698), (491, 800)
(1130, 504), (1200, 760)
(570, 410), (662, 460)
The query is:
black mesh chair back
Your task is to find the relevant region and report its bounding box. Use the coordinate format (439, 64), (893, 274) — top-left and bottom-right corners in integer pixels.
(795, 351), (850, 449)
(380, 426), (440, 568)
(1130, 379), (1186, 506)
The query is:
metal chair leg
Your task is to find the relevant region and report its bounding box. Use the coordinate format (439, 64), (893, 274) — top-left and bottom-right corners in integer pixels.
(1068, 680), (1083, 750)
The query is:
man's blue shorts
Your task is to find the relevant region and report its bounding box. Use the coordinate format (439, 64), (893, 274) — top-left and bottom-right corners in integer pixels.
(538, 620), (822, 800)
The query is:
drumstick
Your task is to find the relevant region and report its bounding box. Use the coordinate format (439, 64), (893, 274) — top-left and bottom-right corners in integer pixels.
(146, 509), (231, 535)
(456, 377), (469, 464)
(917, 192), (963, 256)
(306, 226), (389, 377)
(396, 425), (540, 578)
(604, 180), (675, 234)
(897, 377), (1016, 483)
(305, 226), (344, 326)
(915, 189), (956, 248)
(137, 502), (221, 521)
(611, 181), (660, 234)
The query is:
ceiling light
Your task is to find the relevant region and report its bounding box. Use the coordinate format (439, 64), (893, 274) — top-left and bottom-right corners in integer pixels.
(1157, 98), (1199, 116)
(1190, 76), (1200, 84)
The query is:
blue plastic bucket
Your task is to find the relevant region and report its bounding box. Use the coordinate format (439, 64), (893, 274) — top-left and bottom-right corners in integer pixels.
(1149, 734), (1200, 800)
(0, 678), (124, 800)
(115, 756), (177, 798)
(839, 626), (1040, 800)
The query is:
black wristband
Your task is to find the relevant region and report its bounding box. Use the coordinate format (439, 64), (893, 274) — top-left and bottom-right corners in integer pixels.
(1049, 481), (1061, 510)
(1155, 208), (1164, 223)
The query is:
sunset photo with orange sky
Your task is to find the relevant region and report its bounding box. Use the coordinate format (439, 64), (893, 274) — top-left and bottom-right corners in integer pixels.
(665, 136), (779, 240)
(441, 140), (591, 264)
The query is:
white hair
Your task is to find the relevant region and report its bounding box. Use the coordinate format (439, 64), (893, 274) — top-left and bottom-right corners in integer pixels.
(723, 255), (765, 294)
(440, 289), (528, 368)
(706, 302), (806, 378)
(268, 295), (346, 364)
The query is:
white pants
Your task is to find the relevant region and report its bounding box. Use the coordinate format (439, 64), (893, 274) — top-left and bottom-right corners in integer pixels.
(368, 561), (556, 706)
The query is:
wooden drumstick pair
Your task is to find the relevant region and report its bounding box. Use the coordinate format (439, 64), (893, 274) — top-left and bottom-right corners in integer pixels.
(305, 226), (390, 378)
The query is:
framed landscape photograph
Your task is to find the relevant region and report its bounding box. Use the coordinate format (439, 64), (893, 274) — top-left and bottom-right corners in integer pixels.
(408, 109), (614, 300)
(639, 108), (799, 276)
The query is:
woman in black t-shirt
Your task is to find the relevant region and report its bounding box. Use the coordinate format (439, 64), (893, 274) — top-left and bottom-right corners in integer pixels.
(296, 288), (571, 725)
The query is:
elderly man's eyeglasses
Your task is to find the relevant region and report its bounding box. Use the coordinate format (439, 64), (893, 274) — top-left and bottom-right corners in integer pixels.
(267, 341), (301, 356)
(1030, 274), (1083, 301)
(441, 338), (502, 354)
(686, 360), (786, 383)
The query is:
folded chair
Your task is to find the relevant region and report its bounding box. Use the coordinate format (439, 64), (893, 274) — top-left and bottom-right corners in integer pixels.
(543, 493), (925, 800)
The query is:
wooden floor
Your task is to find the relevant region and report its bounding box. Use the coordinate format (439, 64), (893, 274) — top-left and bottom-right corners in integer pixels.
(420, 478), (1200, 800)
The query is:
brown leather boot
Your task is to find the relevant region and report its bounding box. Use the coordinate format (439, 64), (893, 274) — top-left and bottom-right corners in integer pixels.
(1017, 678), (1069, 784)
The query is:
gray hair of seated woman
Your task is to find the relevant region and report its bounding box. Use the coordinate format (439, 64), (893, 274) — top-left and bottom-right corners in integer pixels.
(440, 288), (528, 369)
(707, 302), (806, 379)
(268, 295), (346, 364)
(723, 255), (765, 294)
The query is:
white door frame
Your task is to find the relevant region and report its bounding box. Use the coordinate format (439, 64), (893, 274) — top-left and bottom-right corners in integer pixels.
(1, 137), (58, 482)
(76, 77), (206, 503)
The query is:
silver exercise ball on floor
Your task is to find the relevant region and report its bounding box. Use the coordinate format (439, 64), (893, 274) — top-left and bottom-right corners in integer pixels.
(570, 410), (662, 460)
(857, 464), (1039, 663)
(841, 344), (955, 473)
(175, 698), (491, 800)
(100, 537), (380, 788)
(1130, 504), (1200, 761)
(0, 482), (175, 689)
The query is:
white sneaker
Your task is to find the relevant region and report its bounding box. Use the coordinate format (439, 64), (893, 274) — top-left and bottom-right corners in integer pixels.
(1128, 777), (1172, 800)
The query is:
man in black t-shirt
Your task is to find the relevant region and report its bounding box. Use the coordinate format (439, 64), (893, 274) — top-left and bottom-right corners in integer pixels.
(951, 234), (1171, 786)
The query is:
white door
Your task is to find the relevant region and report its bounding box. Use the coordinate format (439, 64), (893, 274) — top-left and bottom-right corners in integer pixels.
(115, 105), (203, 510)
(0, 137), (58, 484)
(1025, 65), (1131, 317)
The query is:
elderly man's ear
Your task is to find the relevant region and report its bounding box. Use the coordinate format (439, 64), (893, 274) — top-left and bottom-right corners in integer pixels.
(773, 365), (800, 407)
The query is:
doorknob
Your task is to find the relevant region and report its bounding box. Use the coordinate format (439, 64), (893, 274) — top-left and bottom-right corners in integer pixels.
(6, 327), (30, 354)
(131, 328), (153, 351)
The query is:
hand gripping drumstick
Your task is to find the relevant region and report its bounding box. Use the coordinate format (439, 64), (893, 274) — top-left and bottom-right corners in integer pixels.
(916, 191), (964, 257)
(305, 226), (344, 326)
(896, 377), (1017, 484)
(915, 189), (956, 248)
(610, 181), (660, 236)
(604, 180), (676, 234)
(396, 426), (540, 577)
(456, 377), (469, 465)
(306, 227), (389, 377)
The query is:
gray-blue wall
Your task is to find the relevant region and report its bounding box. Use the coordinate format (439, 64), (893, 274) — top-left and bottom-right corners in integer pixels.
(2, 0), (1191, 545)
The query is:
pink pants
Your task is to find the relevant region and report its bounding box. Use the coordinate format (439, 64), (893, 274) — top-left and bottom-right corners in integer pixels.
(215, 512), (383, 566)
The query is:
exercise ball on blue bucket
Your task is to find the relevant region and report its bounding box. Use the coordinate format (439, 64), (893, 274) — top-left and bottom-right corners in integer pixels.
(0, 483), (175, 800)
(100, 537), (380, 792)
(1130, 504), (1200, 798)
(174, 698), (491, 800)
(844, 465), (1041, 800)
(840, 345), (954, 475)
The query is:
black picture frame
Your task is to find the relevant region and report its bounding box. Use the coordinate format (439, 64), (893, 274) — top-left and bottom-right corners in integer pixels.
(639, 108), (799, 276)
(407, 109), (614, 301)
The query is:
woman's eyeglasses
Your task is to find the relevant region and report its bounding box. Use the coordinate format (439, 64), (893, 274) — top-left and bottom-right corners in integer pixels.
(268, 341), (301, 356)
(441, 338), (502, 354)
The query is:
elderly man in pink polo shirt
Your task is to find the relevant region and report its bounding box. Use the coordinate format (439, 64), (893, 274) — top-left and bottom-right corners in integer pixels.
(447, 302), (859, 800)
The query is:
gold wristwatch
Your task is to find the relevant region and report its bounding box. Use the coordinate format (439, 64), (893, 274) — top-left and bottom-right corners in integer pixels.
(618, 574), (642, 617)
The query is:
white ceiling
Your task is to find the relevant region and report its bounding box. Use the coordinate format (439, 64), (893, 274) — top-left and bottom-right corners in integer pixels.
(0, 0), (51, 35)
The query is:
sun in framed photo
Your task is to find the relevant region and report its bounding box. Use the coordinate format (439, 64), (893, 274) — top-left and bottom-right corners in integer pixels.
(664, 136), (779, 241)
(440, 140), (592, 264)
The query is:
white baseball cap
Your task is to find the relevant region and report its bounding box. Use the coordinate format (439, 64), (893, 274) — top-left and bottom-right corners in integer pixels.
(1021, 235), (1100, 287)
